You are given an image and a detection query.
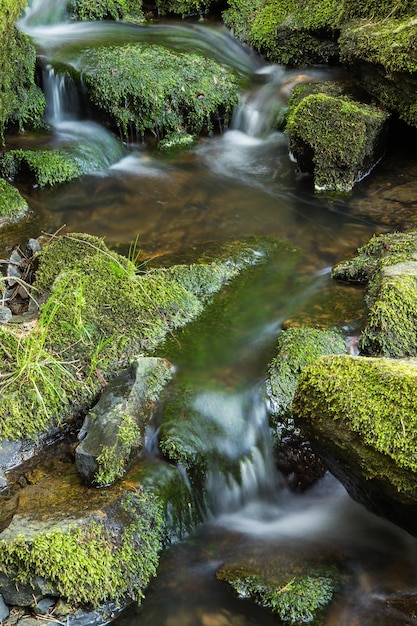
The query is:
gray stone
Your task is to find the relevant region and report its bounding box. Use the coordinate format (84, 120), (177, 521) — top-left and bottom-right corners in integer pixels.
(76, 356), (173, 485)
(0, 572), (57, 606)
(0, 306), (12, 324)
(0, 594), (9, 622)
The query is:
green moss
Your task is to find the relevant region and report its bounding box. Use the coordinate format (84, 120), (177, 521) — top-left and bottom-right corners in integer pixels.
(0, 178), (28, 221)
(79, 44), (239, 141)
(285, 90), (388, 192)
(95, 413), (142, 486)
(155, 0), (212, 17)
(0, 149), (84, 187)
(217, 565), (336, 625)
(0, 233), (272, 440)
(267, 327), (347, 439)
(340, 16), (417, 75)
(72, 0), (144, 21)
(0, 1), (46, 141)
(294, 355), (417, 480)
(332, 231), (417, 284)
(0, 490), (163, 606)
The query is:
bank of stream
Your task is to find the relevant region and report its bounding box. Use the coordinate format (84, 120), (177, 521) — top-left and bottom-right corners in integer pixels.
(2, 0), (417, 624)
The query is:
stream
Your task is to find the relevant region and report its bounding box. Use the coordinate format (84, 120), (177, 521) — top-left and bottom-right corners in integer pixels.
(4, 0), (417, 624)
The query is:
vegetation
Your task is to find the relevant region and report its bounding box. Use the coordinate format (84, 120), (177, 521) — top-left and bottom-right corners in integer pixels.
(79, 44), (239, 141)
(0, 233), (274, 440)
(267, 326), (347, 441)
(294, 355), (417, 483)
(0, 148), (85, 187)
(71, 0), (144, 22)
(0, 490), (163, 606)
(286, 87), (388, 192)
(332, 232), (417, 356)
(0, 179), (28, 221)
(217, 564), (337, 624)
(0, 0), (46, 142)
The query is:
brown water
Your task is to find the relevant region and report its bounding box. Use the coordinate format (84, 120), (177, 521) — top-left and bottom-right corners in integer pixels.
(4, 1), (417, 623)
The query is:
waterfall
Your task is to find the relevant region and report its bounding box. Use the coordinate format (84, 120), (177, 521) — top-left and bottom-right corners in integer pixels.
(189, 387), (282, 517)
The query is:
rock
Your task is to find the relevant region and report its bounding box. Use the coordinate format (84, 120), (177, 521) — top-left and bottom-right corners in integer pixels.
(0, 594), (9, 622)
(0, 463), (163, 608)
(76, 356), (173, 486)
(32, 597), (57, 615)
(293, 354), (417, 535)
(286, 85), (389, 193)
(0, 572), (56, 606)
(332, 231), (417, 357)
(266, 326), (348, 436)
(0, 306), (12, 324)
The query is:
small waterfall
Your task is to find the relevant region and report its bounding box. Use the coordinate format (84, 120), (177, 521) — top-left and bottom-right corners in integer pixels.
(191, 387), (282, 517)
(42, 64), (82, 124)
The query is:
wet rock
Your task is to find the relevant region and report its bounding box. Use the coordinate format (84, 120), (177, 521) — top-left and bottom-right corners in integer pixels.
(0, 572), (56, 606)
(76, 356), (173, 486)
(0, 305), (12, 324)
(32, 597), (57, 615)
(0, 463), (163, 609)
(333, 231), (417, 357)
(286, 84), (389, 193)
(0, 594), (9, 621)
(293, 354), (417, 535)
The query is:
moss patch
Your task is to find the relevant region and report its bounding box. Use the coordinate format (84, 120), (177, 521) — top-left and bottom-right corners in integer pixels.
(217, 563), (337, 625)
(79, 44), (239, 141)
(71, 0), (144, 21)
(0, 233), (275, 441)
(285, 88), (388, 192)
(294, 354), (417, 480)
(267, 326), (347, 439)
(0, 489), (163, 606)
(0, 179), (28, 223)
(0, 0), (46, 142)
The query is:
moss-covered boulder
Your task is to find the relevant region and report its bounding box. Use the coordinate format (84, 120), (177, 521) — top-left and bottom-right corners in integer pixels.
(285, 84), (389, 192)
(333, 231), (417, 357)
(0, 233), (280, 458)
(71, 0), (144, 22)
(0, 0), (46, 142)
(0, 179), (28, 225)
(217, 559), (339, 625)
(79, 44), (240, 142)
(339, 16), (417, 128)
(0, 460), (163, 610)
(293, 354), (417, 535)
(267, 326), (347, 430)
(76, 356), (173, 486)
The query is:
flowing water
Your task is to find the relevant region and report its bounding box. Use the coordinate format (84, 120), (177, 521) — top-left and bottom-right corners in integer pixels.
(6, 0), (417, 623)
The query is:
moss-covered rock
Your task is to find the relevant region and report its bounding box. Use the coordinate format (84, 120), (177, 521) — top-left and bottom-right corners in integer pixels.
(79, 44), (239, 141)
(0, 464), (163, 607)
(76, 357), (173, 486)
(267, 326), (347, 439)
(0, 233), (279, 443)
(293, 354), (417, 535)
(285, 85), (389, 192)
(0, 0), (46, 142)
(217, 561), (338, 625)
(332, 231), (417, 356)
(339, 16), (417, 128)
(71, 0), (144, 22)
(0, 179), (28, 224)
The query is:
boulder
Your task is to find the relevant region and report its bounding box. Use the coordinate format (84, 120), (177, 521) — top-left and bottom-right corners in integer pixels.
(293, 354), (417, 535)
(76, 356), (173, 486)
(286, 86), (389, 192)
(333, 231), (417, 357)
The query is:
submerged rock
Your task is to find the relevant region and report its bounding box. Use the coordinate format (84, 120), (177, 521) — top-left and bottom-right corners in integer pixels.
(293, 354), (417, 535)
(76, 356), (173, 486)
